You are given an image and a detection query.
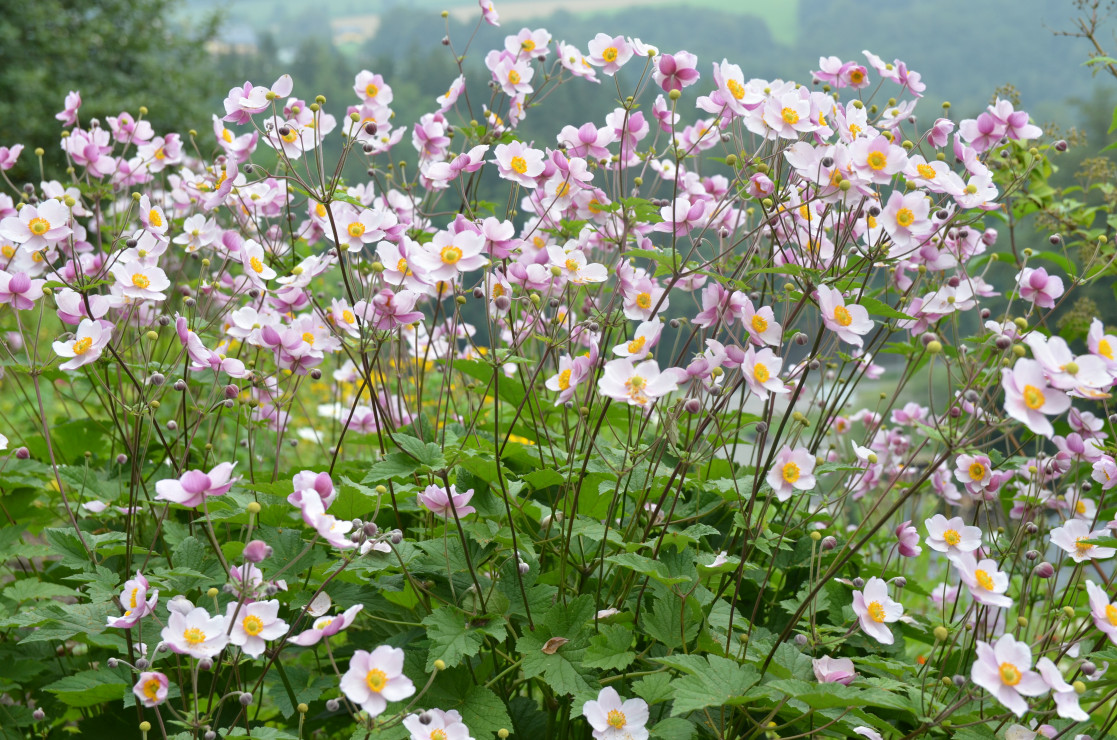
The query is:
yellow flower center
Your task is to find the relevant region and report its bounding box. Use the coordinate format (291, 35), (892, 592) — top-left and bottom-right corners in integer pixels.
(281, 127), (299, 143)
(565, 258), (579, 272)
(128, 587), (139, 609)
(557, 368), (572, 391)
(726, 79), (745, 100)
(850, 69), (865, 84)
(1106, 604), (1117, 626)
(222, 128), (233, 143)
(1, 245), (13, 258)
(430, 731), (448, 740)
(602, 47), (618, 63)
(154, 147), (166, 160)
(1022, 385), (1045, 410)
(508, 70), (521, 85)
(916, 163), (936, 179)
(510, 156), (528, 174)
(999, 663), (1021, 686)
(366, 83), (379, 98)
(782, 461), (800, 483)
(1077, 500), (1087, 515)
(867, 601), (886, 623)
(440, 246), (463, 264)
(347, 222), (365, 238)
(28, 217), (50, 235)
(606, 709), (627, 729)
(143, 678), (162, 702)
(975, 569), (995, 591)
(1076, 537), (1094, 555)
(849, 123), (862, 138)
(521, 39), (536, 52)
(833, 305), (852, 327)
(342, 310), (355, 324)
(588, 198), (603, 214)
(315, 203), (327, 218)
(250, 256), (265, 273)
(149, 209), (163, 228)
(132, 273), (151, 289)
(635, 292), (652, 309)
(492, 283), (505, 298)
(866, 151), (887, 171)
(365, 668), (387, 693)
(627, 336), (646, 354)
(968, 462), (985, 480)
(754, 362), (770, 383)
(799, 204), (812, 221)
(242, 615), (264, 636)
(302, 332), (315, 345)
(396, 257), (410, 275)
(781, 107), (799, 125)
(183, 627), (206, 645)
(867, 214), (877, 229)
(943, 529), (961, 546)
(751, 314), (769, 333)
(1099, 339), (1113, 359)
(72, 337), (93, 355)
(554, 181), (570, 198)
(895, 208), (915, 227)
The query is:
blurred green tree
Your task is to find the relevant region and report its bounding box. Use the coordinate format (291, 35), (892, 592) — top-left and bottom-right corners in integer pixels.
(0, 0), (220, 182)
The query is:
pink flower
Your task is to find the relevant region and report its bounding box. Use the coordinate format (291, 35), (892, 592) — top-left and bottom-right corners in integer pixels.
(1050, 518), (1115, 563)
(225, 599), (288, 659)
(653, 51), (700, 92)
(812, 655), (856, 685)
(1093, 456), (1117, 490)
(955, 454), (993, 496)
(133, 672), (169, 708)
(587, 34), (633, 76)
(492, 141), (545, 188)
(879, 190), (931, 250)
(0, 199), (72, 251)
(924, 514), (982, 558)
(299, 494), (357, 550)
(817, 285), (873, 347)
(161, 606), (228, 659)
(895, 520), (921, 558)
(970, 633), (1047, 717)
(243, 540), (272, 563)
(598, 358), (682, 409)
(953, 552), (1013, 609)
(340, 646), (415, 718)
(1001, 358), (1071, 438)
(357, 289), (425, 332)
(0, 145), (23, 171)
(850, 134), (908, 184)
(851, 576), (903, 645)
(289, 604), (364, 646)
(155, 463), (238, 508)
(56, 90), (81, 126)
(1016, 267), (1064, 309)
(479, 0), (500, 26)
(1035, 657), (1089, 721)
(927, 118), (955, 148)
(404, 709), (474, 740)
(52, 319), (114, 371)
(740, 346), (787, 397)
(712, 60), (761, 117)
(765, 446), (816, 501)
(112, 261), (170, 302)
(0, 271), (45, 311)
(418, 484), (476, 519)
(354, 71), (393, 106)
(1086, 579), (1117, 645)
(106, 571), (159, 629)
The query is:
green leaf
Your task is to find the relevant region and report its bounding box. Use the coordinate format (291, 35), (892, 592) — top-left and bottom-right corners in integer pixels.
(364, 453), (421, 482)
(606, 553), (691, 586)
(657, 655), (760, 716)
(517, 596), (597, 696)
(422, 608), (485, 671)
(651, 718), (696, 740)
(1, 579), (78, 603)
(859, 296), (916, 321)
(583, 624), (635, 670)
(633, 673), (675, 704)
(522, 468), (564, 490)
(393, 434), (445, 468)
(43, 667), (129, 707)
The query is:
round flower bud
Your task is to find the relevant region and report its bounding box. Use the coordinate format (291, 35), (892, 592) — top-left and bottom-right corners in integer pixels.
(174, 379), (187, 391)
(809, 531), (821, 542)
(15, 447), (29, 460)
(926, 340), (943, 354)
(140, 722), (152, 732)
(1055, 139), (1068, 152)
(205, 733), (216, 740)
(391, 530), (403, 544)
(149, 372), (165, 386)
(1081, 660), (1097, 676)
(1074, 680), (1087, 694)
(239, 692), (253, 706)
(297, 703), (309, 714)
(952, 675), (966, 687)
(243, 539), (271, 563)
(224, 384), (240, 399)
(821, 535), (837, 550)
(1063, 605), (1076, 618)
(498, 731), (510, 739)
(107, 657), (119, 668)
(852, 577), (864, 588)
(794, 634), (808, 646)
(684, 398), (702, 414)
(1025, 549), (1039, 561)
(1025, 522), (1038, 535)
(518, 561), (530, 575)
(32, 708), (45, 721)
(326, 698), (340, 711)
(892, 576), (907, 588)
(668, 89), (682, 101)
(434, 659), (446, 671)
(933, 625), (949, 641)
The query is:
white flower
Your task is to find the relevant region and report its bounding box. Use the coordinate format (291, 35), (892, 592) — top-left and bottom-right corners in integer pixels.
(851, 576), (903, 645)
(339, 646), (415, 718)
(923, 514), (982, 559)
(582, 687), (649, 740)
(225, 599), (288, 658)
(1050, 518), (1115, 563)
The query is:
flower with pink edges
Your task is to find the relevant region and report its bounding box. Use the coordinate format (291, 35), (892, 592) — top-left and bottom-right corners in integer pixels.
(970, 633), (1047, 717)
(289, 604), (364, 646)
(895, 520), (921, 558)
(0, 145), (22, 171)
(766, 446), (816, 501)
(653, 51), (700, 92)
(478, 0), (499, 26)
(404, 708), (474, 740)
(106, 571), (159, 629)
(1016, 267), (1064, 309)
(52, 319), (114, 371)
(1001, 358), (1070, 438)
(1050, 518), (1115, 563)
(0, 199), (72, 251)
(56, 90), (81, 126)
(587, 34), (633, 76)
(817, 285), (873, 347)
(0, 271), (44, 311)
(418, 484), (476, 519)
(924, 514), (982, 559)
(851, 576), (903, 645)
(598, 358), (682, 409)
(340, 646), (415, 718)
(812, 655), (856, 684)
(953, 552), (1013, 609)
(225, 599), (288, 659)
(133, 671), (169, 708)
(161, 606), (228, 659)
(1086, 579), (1117, 645)
(740, 346), (787, 397)
(155, 463), (238, 508)
(492, 141), (545, 188)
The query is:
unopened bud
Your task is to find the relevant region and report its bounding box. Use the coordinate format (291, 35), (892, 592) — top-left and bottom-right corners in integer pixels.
(933, 625), (948, 641)
(32, 708), (45, 721)
(821, 535), (836, 550)
(1033, 562), (1054, 578)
